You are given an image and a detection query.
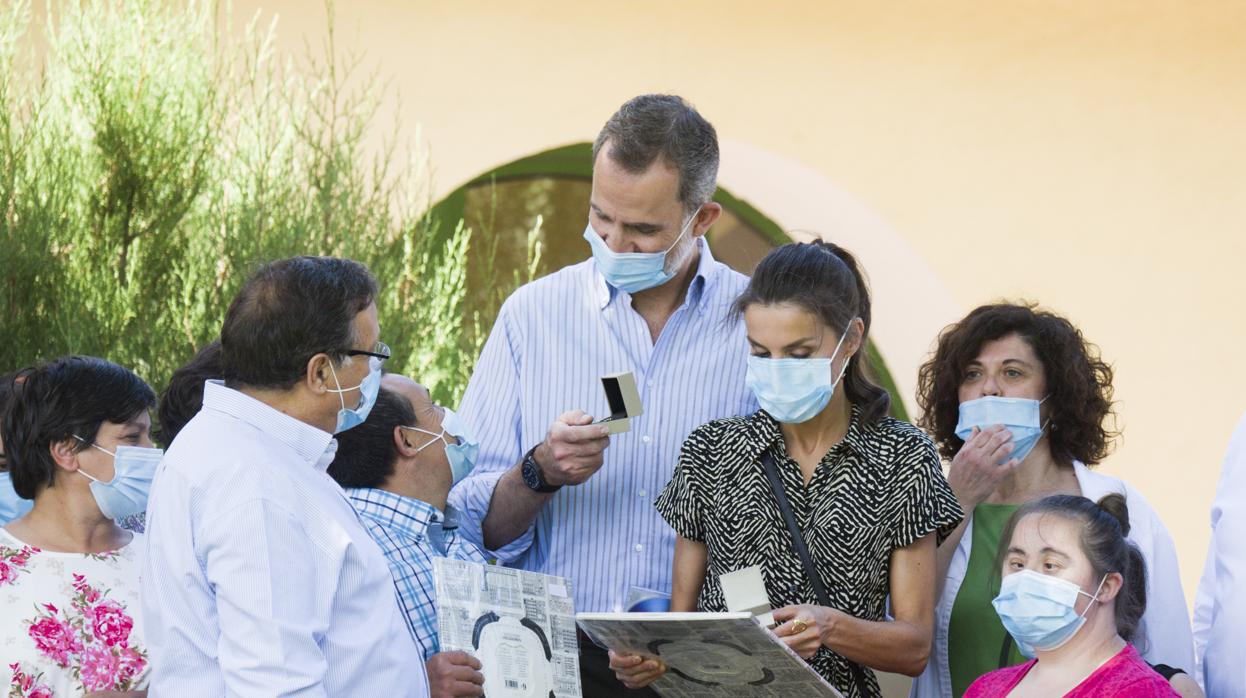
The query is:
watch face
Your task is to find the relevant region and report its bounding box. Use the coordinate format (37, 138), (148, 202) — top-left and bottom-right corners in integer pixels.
(522, 456), (543, 490)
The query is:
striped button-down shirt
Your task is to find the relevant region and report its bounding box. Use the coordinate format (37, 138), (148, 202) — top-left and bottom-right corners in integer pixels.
(346, 487), (489, 660)
(143, 381), (428, 697)
(449, 240), (756, 613)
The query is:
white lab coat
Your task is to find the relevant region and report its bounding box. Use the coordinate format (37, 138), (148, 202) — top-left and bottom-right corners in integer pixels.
(910, 461), (1194, 697)
(1193, 412), (1246, 697)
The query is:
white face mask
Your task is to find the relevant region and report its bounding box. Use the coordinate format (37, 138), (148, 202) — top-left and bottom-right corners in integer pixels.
(582, 206), (701, 294)
(74, 439), (163, 521)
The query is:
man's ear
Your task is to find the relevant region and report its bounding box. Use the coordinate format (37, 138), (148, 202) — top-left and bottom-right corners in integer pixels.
(691, 202), (723, 238)
(49, 438), (82, 473)
(306, 353), (334, 394)
(394, 425), (420, 458)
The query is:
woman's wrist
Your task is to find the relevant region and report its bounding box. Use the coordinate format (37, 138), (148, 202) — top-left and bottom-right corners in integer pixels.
(817, 606), (841, 648)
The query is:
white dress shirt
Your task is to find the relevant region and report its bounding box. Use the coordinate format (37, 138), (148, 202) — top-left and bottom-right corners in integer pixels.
(448, 240), (757, 613)
(1193, 411), (1246, 696)
(911, 461), (1194, 698)
(142, 380), (428, 697)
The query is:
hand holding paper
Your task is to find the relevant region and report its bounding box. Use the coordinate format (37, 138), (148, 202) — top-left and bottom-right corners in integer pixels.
(772, 604), (832, 660)
(608, 650), (667, 690)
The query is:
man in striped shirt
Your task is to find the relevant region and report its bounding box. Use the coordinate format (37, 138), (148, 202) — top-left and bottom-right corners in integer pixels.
(330, 374), (490, 698)
(449, 94), (757, 696)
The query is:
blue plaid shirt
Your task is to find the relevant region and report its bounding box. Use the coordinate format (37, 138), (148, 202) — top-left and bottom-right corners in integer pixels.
(346, 487), (489, 660)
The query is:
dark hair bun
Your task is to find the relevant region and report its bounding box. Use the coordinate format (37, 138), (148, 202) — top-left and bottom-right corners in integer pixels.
(1097, 493), (1131, 537)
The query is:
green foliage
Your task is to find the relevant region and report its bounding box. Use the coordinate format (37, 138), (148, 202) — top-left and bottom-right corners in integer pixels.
(0, 0), (520, 407)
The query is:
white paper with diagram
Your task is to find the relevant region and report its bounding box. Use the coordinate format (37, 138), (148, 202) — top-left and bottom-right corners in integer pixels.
(574, 611), (844, 698)
(434, 557), (582, 698)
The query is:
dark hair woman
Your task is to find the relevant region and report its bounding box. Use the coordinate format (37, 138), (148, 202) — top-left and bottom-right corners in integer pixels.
(965, 494), (1178, 697)
(610, 241), (963, 697)
(0, 356), (158, 695)
(909, 303), (1193, 698)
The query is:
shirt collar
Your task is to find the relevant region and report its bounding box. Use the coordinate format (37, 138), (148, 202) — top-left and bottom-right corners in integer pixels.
(345, 487), (444, 542)
(202, 380), (335, 470)
(593, 237), (720, 313)
(749, 403), (870, 461)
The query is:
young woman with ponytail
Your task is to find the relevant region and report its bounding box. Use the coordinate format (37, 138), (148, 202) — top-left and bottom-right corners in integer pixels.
(965, 494), (1179, 696)
(609, 241), (964, 697)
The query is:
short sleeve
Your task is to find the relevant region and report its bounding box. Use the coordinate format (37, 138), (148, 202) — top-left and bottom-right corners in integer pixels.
(654, 424), (717, 543)
(887, 429), (965, 549)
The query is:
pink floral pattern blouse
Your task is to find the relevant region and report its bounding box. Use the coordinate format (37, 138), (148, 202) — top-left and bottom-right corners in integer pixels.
(0, 528), (147, 697)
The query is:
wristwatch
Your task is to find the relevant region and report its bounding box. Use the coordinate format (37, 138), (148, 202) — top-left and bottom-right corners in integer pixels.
(521, 445), (561, 493)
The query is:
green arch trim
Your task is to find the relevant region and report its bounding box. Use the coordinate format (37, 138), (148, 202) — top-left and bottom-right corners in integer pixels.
(430, 142), (908, 421)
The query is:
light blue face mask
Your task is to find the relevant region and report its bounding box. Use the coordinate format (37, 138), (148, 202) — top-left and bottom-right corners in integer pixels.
(0, 470), (34, 523)
(993, 569), (1106, 658)
(402, 407), (480, 485)
(746, 321), (854, 424)
(583, 207), (701, 294)
(955, 396), (1048, 464)
(76, 441), (162, 521)
(327, 356), (382, 434)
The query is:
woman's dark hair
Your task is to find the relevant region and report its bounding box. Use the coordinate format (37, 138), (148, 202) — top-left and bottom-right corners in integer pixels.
(916, 302), (1117, 464)
(156, 340), (222, 447)
(221, 256), (378, 390)
(1, 356), (156, 499)
(328, 387), (418, 489)
(0, 369), (31, 472)
(732, 240), (890, 425)
(996, 493), (1147, 643)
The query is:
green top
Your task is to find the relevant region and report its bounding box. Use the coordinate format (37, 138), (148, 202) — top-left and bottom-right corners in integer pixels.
(948, 503), (1027, 697)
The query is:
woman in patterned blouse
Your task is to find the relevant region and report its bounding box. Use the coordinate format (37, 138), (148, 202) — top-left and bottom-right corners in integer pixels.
(1, 357), (157, 697)
(610, 241), (963, 697)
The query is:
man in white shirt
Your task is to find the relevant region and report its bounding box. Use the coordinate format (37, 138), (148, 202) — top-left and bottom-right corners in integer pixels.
(142, 256), (428, 696)
(1193, 411), (1246, 696)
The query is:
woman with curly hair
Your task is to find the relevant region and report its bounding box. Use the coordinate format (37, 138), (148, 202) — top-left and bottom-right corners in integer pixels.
(908, 303), (1193, 698)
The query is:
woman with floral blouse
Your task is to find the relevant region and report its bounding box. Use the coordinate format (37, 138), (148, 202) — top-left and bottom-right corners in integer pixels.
(1, 357), (159, 697)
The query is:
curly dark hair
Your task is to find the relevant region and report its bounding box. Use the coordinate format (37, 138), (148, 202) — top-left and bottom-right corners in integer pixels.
(916, 302), (1117, 465)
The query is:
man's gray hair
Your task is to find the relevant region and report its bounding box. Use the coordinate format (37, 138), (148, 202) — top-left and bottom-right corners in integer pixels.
(592, 94), (719, 212)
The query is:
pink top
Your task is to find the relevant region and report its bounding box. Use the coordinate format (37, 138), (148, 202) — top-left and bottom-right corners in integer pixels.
(964, 644), (1179, 697)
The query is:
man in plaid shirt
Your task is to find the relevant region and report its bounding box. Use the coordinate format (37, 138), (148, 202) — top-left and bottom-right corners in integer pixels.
(331, 373), (492, 698)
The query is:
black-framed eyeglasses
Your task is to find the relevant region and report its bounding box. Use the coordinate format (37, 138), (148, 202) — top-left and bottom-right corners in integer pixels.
(346, 341), (391, 362)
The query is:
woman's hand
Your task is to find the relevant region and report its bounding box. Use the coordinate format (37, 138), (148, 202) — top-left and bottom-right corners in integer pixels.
(608, 650), (667, 689)
(772, 605), (839, 659)
(948, 425), (1018, 509)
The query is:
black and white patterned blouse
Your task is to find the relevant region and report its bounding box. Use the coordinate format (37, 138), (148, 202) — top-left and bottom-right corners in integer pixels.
(654, 406), (964, 698)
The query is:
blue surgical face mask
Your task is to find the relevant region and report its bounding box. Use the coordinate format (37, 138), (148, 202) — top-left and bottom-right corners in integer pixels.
(583, 207), (701, 294)
(402, 407), (479, 485)
(993, 569), (1106, 657)
(0, 470), (34, 523)
(76, 441), (162, 521)
(746, 321), (854, 424)
(327, 356), (382, 434)
(956, 396), (1049, 464)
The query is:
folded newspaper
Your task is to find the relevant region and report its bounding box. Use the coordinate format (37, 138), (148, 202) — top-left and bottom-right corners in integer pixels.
(434, 558), (582, 697)
(575, 611), (844, 698)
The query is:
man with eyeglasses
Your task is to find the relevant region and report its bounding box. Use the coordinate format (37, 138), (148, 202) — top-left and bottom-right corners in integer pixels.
(142, 256), (430, 696)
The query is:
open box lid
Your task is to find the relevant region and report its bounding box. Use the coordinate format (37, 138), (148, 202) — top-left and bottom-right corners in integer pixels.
(600, 371), (643, 422)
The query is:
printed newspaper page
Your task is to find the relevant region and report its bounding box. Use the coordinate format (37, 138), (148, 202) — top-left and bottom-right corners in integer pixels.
(575, 611), (845, 698)
(434, 557), (582, 698)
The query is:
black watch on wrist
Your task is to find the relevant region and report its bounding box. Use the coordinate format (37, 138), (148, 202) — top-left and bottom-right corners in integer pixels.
(521, 445), (561, 493)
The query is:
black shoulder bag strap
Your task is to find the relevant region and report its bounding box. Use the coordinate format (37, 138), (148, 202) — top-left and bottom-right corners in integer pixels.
(761, 449), (873, 698)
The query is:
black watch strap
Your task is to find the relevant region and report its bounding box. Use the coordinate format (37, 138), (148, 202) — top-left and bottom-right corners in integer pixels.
(522, 445), (561, 493)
